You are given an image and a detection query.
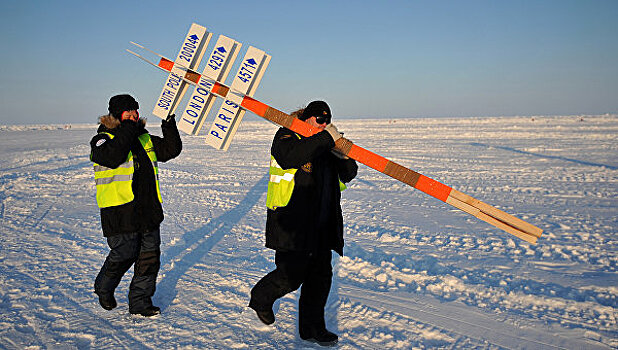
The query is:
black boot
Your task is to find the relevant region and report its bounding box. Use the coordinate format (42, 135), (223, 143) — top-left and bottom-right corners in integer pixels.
(249, 305), (275, 325)
(96, 293), (117, 311)
(130, 305), (161, 317)
(300, 327), (338, 346)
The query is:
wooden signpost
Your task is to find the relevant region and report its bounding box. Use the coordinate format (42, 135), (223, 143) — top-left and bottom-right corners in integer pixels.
(127, 23), (543, 244)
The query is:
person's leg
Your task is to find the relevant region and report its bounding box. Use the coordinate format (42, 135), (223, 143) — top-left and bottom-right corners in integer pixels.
(298, 250), (337, 344)
(249, 251), (309, 324)
(128, 227), (161, 315)
(94, 233), (140, 310)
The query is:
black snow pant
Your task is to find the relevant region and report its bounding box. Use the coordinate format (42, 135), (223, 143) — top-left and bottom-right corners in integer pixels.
(249, 250), (333, 331)
(94, 228), (161, 312)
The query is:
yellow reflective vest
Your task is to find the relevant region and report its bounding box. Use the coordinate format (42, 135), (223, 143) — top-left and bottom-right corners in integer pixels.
(266, 156), (298, 210)
(266, 134), (346, 210)
(93, 133), (161, 208)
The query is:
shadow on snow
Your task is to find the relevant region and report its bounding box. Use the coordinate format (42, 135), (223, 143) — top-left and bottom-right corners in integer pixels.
(469, 142), (618, 170)
(156, 173), (268, 311)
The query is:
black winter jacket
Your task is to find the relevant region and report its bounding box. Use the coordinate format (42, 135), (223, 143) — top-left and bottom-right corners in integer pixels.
(90, 115), (182, 236)
(265, 127), (358, 256)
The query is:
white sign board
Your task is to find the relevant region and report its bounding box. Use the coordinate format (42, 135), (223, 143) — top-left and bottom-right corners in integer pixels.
(152, 23), (211, 119)
(205, 46), (271, 150)
(177, 35), (241, 135)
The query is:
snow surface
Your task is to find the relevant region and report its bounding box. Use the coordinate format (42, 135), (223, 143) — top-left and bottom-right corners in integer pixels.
(0, 115), (616, 349)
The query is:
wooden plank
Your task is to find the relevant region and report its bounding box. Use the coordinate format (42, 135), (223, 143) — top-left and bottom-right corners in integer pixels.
(477, 211), (538, 244)
(447, 195), (538, 244)
(450, 189), (543, 238)
(445, 195), (481, 216)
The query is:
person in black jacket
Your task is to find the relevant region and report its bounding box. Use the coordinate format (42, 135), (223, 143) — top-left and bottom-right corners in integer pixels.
(249, 101), (357, 345)
(90, 94), (182, 317)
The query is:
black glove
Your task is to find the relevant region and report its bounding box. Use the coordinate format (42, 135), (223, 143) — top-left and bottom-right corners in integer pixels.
(324, 123), (342, 142)
(163, 113), (176, 125)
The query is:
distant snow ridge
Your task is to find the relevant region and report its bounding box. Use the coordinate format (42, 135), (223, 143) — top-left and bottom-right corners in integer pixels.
(0, 123), (96, 131)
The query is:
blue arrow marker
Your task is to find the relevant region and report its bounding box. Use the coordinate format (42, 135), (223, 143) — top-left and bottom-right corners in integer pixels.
(216, 46), (227, 54)
(246, 58), (257, 65)
(189, 34), (199, 40)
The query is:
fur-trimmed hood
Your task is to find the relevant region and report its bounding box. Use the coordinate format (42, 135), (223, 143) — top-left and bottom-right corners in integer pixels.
(98, 114), (146, 129)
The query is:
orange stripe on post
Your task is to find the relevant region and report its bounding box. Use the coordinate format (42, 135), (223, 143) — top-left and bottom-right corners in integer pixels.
(241, 96), (269, 117)
(348, 145), (389, 172)
(158, 58), (174, 72)
(415, 175), (452, 202)
(290, 118), (321, 137)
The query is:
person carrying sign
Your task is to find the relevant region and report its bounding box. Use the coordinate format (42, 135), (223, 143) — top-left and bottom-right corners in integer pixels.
(249, 101), (357, 345)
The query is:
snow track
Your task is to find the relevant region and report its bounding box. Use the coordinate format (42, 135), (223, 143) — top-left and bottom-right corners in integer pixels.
(338, 285), (603, 349)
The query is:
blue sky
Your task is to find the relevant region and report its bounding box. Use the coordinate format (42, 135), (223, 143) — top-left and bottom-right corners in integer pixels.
(1, 0), (616, 124)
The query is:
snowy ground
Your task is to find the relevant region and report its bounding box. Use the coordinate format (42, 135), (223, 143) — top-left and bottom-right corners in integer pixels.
(0, 115), (616, 349)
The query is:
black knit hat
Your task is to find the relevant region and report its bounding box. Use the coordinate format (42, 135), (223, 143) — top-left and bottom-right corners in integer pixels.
(108, 94), (139, 119)
(300, 100), (331, 121)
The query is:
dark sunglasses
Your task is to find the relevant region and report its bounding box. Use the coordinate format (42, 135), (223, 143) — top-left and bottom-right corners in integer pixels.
(315, 115), (331, 124)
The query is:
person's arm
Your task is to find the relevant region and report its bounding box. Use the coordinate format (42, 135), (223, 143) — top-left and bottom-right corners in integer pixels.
(151, 114), (183, 162)
(271, 128), (334, 169)
(335, 156), (358, 183)
(90, 121), (139, 168)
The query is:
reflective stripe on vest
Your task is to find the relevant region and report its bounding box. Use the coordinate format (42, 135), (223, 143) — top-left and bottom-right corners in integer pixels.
(266, 134), (346, 210)
(93, 133), (161, 208)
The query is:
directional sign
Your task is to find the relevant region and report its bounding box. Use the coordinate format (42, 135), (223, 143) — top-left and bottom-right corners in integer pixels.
(204, 46), (270, 150)
(152, 23), (211, 119)
(177, 35), (241, 135)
